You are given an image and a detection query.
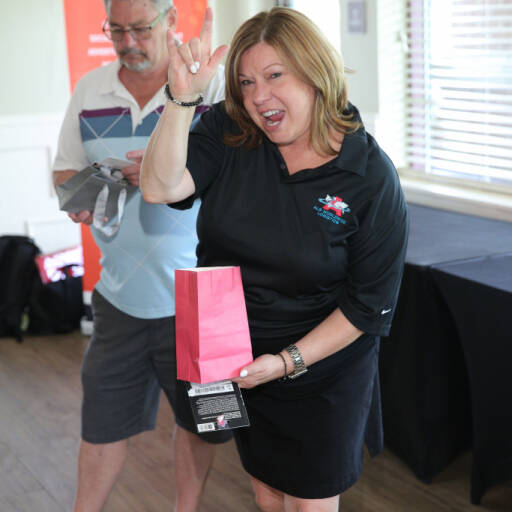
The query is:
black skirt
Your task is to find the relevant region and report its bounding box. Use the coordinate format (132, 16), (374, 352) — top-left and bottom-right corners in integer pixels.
(233, 334), (383, 499)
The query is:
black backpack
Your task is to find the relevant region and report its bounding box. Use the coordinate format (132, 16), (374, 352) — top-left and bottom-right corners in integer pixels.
(0, 235), (41, 341)
(29, 264), (84, 335)
(0, 235), (84, 342)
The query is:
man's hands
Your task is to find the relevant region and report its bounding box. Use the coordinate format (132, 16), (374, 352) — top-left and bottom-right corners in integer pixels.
(124, 149), (145, 186)
(68, 210), (93, 225)
(166, 7), (228, 102)
(53, 169), (94, 225)
(54, 149), (144, 226)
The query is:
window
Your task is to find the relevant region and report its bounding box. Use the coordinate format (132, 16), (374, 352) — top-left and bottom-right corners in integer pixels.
(406, 0), (512, 187)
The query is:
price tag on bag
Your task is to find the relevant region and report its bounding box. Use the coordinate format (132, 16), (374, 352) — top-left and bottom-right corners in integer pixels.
(186, 379), (250, 433)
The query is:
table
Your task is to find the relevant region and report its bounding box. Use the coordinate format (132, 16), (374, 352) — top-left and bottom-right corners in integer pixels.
(431, 254), (512, 504)
(379, 204), (512, 492)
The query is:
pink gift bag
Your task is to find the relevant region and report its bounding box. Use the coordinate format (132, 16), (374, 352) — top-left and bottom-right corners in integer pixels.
(175, 266), (253, 383)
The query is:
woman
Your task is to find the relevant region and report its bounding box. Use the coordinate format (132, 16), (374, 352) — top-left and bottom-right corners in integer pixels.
(142, 7), (408, 511)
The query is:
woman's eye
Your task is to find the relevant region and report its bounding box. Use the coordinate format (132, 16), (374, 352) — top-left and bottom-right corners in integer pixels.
(240, 79), (252, 86)
(270, 72), (282, 79)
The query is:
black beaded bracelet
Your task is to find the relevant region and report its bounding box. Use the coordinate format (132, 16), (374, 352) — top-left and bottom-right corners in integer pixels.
(164, 83), (203, 107)
(277, 352), (288, 382)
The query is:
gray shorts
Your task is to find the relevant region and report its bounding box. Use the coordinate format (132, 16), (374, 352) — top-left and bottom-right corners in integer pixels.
(81, 289), (232, 445)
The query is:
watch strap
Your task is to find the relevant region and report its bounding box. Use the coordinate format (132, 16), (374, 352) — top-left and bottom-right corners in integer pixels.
(284, 344), (308, 379)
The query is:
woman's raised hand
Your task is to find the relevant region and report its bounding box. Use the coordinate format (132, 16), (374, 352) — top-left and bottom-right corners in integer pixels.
(166, 7), (228, 102)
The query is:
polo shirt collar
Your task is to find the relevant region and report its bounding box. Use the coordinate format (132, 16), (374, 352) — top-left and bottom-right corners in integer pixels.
(97, 60), (167, 124)
(329, 131), (367, 177)
(329, 104), (368, 177)
(97, 60), (155, 108)
(98, 60), (126, 98)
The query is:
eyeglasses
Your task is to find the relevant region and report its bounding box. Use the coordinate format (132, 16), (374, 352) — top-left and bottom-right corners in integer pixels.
(102, 10), (167, 42)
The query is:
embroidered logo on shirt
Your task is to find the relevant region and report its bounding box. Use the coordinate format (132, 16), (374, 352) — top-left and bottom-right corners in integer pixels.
(314, 195), (351, 225)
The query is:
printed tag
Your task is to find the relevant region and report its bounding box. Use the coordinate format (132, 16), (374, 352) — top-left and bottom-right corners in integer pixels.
(186, 379), (250, 433)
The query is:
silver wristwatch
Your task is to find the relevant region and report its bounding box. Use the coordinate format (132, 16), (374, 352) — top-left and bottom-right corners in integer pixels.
(285, 344), (308, 379)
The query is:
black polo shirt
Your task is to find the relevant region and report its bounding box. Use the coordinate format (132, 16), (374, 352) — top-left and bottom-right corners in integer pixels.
(183, 102), (408, 342)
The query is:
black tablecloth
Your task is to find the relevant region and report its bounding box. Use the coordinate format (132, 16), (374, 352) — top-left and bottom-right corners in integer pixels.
(380, 204), (512, 483)
(431, 254), (512, 504)
(405, 204), (512, 266)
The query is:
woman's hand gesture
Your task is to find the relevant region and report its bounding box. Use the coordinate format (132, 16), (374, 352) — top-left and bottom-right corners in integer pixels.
(166, 7), (228, 102)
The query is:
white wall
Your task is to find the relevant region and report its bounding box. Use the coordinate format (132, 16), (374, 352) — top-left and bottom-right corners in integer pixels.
(339, 0), (379, 132)
(0, 0), (78, 253)
(1, 0), (70, 116)
(0, 113), (81, 253)
(210, 0), (274, 48)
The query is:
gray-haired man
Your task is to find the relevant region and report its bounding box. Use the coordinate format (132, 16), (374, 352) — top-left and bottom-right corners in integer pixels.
(53, 1), (229, 511)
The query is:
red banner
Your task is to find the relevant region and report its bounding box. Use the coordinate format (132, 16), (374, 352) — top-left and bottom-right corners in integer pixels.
(173, 0), (208, 43)
(63, 0), (207, 298)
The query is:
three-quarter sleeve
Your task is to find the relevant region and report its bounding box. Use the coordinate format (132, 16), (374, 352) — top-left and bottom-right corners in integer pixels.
(337, 143), (409, 336)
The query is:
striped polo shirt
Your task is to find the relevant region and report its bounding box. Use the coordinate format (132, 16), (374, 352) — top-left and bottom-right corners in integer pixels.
(54, 60), (225, 318)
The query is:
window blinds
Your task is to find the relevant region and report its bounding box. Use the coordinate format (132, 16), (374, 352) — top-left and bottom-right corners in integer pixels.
(406, 0), (512, 185)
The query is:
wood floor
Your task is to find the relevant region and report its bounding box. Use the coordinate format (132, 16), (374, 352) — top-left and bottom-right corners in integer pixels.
(0, 332), (510, 512)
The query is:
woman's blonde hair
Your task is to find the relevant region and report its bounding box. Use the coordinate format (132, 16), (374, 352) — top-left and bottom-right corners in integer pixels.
(224, 7), (361, 155)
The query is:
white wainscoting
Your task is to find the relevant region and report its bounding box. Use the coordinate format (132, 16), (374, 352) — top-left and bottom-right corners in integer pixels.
(0, 113), (80, 253)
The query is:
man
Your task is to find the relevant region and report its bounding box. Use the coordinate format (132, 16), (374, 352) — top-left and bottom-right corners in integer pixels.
(53, 1), (230, 511)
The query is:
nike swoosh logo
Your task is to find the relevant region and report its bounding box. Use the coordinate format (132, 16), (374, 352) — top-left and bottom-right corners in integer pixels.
(381, 308), (392, 315)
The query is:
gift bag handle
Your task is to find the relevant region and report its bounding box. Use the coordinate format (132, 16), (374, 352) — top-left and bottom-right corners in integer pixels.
(93, 184), (127, 236)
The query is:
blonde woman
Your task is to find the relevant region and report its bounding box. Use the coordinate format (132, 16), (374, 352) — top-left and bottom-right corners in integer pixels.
(142, 7), (408, 511)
